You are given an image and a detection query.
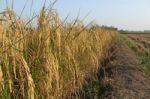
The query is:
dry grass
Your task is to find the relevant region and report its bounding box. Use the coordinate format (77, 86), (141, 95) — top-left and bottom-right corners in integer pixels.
(122, 34), (150, 75)
(0, 5), (117, 99)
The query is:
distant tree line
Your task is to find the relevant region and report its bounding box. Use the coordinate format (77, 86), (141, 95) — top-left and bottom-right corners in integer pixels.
(119, 30), (150, 34)
(101, 25), (118, 31)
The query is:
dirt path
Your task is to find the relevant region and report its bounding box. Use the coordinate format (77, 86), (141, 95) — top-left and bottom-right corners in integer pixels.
(102, 41), (150, 99)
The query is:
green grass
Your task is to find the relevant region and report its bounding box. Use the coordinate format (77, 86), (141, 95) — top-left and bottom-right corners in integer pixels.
(140, 56), (150, 75)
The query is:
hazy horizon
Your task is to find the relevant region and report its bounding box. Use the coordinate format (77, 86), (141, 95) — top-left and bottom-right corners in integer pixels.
(0, 0), (150, 31)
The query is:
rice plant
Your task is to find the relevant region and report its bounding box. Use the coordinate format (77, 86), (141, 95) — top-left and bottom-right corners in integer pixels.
(0, 3), (117, 99)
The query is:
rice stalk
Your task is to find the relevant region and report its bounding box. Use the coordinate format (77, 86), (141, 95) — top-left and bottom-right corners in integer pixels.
(0, 3), (117, 99)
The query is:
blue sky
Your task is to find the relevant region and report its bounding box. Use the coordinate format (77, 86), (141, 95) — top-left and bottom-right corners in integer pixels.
(0, 0), (150, 31)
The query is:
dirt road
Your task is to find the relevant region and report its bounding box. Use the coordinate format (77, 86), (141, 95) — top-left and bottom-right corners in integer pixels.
(102, 36), (150, 99)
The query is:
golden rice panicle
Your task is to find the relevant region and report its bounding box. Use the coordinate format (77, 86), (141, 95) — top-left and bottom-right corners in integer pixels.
(0, 3), (117, 99)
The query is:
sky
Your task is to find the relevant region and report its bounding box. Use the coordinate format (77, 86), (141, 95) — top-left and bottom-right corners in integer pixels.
(0, 0), (150, 31)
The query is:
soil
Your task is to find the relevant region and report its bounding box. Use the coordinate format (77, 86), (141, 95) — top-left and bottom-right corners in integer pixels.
(102, 37), (150, 99)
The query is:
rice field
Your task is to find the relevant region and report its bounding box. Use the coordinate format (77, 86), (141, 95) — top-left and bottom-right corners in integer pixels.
(122, 33), (150, 75)
(0, 5), (117, 99)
